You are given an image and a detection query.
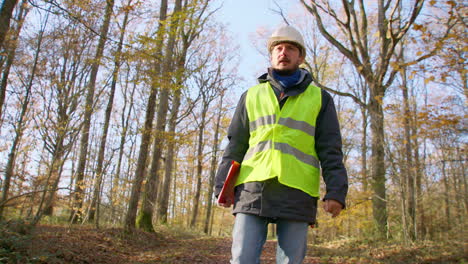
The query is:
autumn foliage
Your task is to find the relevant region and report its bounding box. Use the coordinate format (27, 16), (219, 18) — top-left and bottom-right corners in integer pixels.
(0, 0), (466, 263)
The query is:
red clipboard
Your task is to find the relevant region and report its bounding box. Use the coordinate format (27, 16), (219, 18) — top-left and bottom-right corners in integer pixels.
(217, 160), (241, 207)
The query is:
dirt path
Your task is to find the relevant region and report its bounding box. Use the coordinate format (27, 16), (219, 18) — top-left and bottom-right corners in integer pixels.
(11, 225), (465, 263)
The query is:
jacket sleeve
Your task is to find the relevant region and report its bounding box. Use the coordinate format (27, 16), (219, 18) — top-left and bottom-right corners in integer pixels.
(214, 92), (250, 197)
(315, 90), (348, 207)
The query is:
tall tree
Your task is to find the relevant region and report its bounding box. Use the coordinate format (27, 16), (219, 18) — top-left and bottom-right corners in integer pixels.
(156, 0), (211, 225)
(125, 0), (168, 231)
(398, 45), (417, 240)
(136, 0), (182, 232)
(111, 62), (139, 223)
(32, 15), (88, 224)
(15, 7), (48, 221)
(203, 92), (224, 233)
(0, 0), (29, 218)
(300, 0), (424, 237)
(190, 52), (224, 228)
(0, 2), (31, 220)
(88, 0), (133, 225)
(70, 0), (115, 223)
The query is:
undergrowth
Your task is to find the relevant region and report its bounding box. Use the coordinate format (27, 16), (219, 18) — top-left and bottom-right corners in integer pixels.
(0, 219), (35, 264)
(0, 219), (466, 264)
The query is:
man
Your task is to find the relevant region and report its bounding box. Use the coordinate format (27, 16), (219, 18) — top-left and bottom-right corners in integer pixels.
(215, 25), (348, 264)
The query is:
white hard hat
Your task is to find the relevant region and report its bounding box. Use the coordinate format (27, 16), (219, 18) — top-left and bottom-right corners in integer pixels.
(267, 25), (306, 57)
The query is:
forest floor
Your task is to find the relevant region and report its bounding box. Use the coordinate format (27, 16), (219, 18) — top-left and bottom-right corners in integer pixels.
(1, 221), (466, 264)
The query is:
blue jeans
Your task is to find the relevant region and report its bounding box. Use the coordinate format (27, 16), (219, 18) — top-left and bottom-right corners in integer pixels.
(231, 213), (308, 264)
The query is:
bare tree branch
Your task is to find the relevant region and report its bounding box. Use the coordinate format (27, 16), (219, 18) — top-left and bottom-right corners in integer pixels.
(0, 187), (72, 207)
(272, 0), (290, 25)
(304, 60), (367, 108)
(300, 0), (363, 69)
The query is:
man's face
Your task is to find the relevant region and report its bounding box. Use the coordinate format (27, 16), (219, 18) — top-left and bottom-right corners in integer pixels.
(270, 42), (305, 75)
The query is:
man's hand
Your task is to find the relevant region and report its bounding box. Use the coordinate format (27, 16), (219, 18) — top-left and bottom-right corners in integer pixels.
(218, 202), (231, 208)
(323, 199), (343, 218)
(218, 197), (234, 208)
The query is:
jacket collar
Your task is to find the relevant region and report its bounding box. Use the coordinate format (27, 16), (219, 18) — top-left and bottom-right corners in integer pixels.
(258, 68), (314, 98)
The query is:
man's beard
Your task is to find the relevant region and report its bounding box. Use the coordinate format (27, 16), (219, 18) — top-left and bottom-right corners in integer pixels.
(273, 66), (300, 76)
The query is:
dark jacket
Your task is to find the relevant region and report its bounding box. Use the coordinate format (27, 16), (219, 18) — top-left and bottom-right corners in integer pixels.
(214, 68), (348, 224)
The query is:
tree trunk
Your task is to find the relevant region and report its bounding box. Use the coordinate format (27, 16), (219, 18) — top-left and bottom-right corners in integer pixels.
(155, 2), (203, 222)
(156, 44), (188, 224)
(400, 61), (417, 240)
(369, 85), (388, 238)
(360, 106), (368, 192)
(186, 140), (196, 227)
(203, 94), (224, 233)
(0, 0), (28, 127)
(171, 156), (178, 223)
(3, 1), (43, 217)
(156, 87), (181, 224)
(0, 0), (19, 51)
(450, 158), (462, 227)
(111, 65), (137, 222)
(71, 0), (115, 223)
(125, 0), (168, 231)
(0, 69), (32, 219)
(33, 137), (67, 225)
(0, 0), (28, 219)
(137, 0), (181, 232)
(458, 147), (468, 215)
(190, 107), (207, 228)
(88, 0), (129, 225)
(413, 134), (425, 239)
(441, 160), (451, 229)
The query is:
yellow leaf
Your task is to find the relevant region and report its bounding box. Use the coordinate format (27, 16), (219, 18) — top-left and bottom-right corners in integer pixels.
(424, 76), (435, 84)
(413, 24), (423, 30)
(416, 51), (423, 56)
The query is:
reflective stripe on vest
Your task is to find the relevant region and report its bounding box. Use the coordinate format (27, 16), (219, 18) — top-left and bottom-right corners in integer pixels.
(250, 115), (316, 137)
(236, 82), (322, 197)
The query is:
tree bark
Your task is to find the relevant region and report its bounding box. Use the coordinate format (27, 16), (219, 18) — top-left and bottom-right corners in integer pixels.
(0, 0), (19, 51)
(136, 0), (182, 232)
(458, 147), (468, 216)
(125, 0), (168, 231)
(111, 64), (138, 222)
(360, 107), (368, 192)
(190, 111), (206, 228)
(88, 0), (130, 225)
(400, 57), (417, 240)
(71, 0), (115, 223)
(368, 85), (388, 238)
(0, 68), (31, 219)
(0, 0), (28, 219)
(413, 130), (425, 238)
(203, 93), (224, 233)
(156, 43), (187, 224)
(0, 0), (27, 128)
(156, 86), (181, 224)
(441, 160), (451, 228)
(4, 3), (47, 219)
(33, 151), (65, 225)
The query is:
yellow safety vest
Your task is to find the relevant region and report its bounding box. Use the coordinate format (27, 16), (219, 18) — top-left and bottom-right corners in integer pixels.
(236, 82), (322, 197)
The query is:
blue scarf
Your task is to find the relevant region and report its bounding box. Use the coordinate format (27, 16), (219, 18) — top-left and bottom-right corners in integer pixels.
(272, 69), (302, 89)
